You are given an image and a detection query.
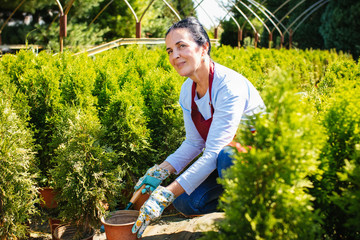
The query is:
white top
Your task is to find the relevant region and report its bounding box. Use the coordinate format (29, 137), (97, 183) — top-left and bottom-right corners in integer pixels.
(165, 62), (265, 195)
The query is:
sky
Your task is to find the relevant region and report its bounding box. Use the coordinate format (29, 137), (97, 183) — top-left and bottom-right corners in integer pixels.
(193, 0), (229, 29)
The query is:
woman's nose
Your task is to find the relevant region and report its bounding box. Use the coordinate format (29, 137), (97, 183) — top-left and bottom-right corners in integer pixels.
(173, 49), (180, 59)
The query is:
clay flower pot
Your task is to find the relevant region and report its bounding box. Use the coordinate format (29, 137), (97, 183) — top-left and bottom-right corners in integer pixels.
(53, 224), (95, 240)
(39, 187), (58, 208)
(101, 210), (139, 240)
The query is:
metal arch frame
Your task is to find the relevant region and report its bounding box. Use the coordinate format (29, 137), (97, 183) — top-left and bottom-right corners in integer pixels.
(214, 0), (243, 47)
(273, 0), (292, 15)
(239, 0), (265, 31)
(287, 0), (329, 34)
(287, 0), (329, 48)
(225, 0), (257, 34)
(276, 0), (306, 33)
(245, 0), (283, 47)
(292, 0), (329, 33)
(236, 0), (271, 35)
(89, 0), (181, 38)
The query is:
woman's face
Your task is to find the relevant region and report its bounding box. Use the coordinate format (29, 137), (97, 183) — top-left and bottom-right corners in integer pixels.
(165, 28), (206, 78)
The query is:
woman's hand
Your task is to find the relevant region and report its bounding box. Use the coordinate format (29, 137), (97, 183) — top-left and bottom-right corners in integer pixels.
(132, 186), (175, 238)
(134, 164), (171, 194)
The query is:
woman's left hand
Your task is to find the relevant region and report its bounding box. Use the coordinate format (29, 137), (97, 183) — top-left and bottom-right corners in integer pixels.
(132, 186), (176, 238)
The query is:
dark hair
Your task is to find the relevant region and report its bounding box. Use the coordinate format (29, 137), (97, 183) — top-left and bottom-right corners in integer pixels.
(166, 17), (211, 55)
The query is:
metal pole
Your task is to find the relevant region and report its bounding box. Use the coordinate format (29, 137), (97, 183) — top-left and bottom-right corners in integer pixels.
(162, 0), (181, 21)
(138, 0), (157, 38)
(246, 0), (284, 48)
(215, 0), (242, 47)
(289, 29), (292, 49)
(122, 0), (139, 38)
(55, 0), (64, 52)
(287, 0), (329, 34)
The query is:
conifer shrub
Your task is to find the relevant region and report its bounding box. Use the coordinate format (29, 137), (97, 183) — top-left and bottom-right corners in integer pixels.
(50, 107), (123, 236)
(203, 70), (324, 240)
(0, 51), (63, 186)
(101, 79), (150, 202)
(317, 59), (359, 97)
(311, 71), (360, 239)
(141, 68), (184, 162)
(0, 97), (38, 239)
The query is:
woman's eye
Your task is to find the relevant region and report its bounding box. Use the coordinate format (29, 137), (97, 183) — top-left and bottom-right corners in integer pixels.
(167, 50), (173, 55)
(180, 44), (186, 48)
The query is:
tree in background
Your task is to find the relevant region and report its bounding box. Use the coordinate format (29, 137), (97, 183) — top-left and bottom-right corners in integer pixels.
(288, 0), (325, 50)
(0, 0), (108, 51)
(220, 0), (360, 60)
(93, 0), (146, 40)
(0, 0), (194, 50)
(320, 0), (360, 61)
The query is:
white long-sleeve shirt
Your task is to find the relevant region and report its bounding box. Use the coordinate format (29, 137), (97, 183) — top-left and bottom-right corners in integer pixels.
(165, 62), (265, 195)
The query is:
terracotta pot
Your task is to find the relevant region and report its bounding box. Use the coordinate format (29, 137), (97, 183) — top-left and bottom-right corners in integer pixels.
(53, 224), (95, 240)
(39, 187), (58, 208)
(101, 210), (139, 240)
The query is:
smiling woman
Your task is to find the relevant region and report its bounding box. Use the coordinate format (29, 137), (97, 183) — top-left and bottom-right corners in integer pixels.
(131, 17), (266, 238)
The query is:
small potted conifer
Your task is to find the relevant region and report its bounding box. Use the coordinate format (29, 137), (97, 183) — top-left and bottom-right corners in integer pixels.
(50, 107), (124, 240)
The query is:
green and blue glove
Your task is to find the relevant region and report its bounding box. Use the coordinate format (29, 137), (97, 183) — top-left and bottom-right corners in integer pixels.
(134, 164), (170, 194)
(132, 186), (175, 238)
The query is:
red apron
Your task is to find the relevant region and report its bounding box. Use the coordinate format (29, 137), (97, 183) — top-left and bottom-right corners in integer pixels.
(191, 62), (251, 153)
(191, 61), (215, 142)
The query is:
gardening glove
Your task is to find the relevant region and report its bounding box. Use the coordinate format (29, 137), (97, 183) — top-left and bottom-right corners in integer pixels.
(132, 186), (175, 238)
(134, 164), (170, 194)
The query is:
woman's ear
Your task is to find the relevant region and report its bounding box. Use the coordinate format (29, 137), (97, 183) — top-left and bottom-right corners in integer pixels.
(202, 42), (209, 55)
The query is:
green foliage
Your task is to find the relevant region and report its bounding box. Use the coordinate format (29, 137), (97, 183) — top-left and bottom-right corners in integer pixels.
(141, 67), (184, 161)
(50, 107), (124, 235)
(0, 98), (38, 239)
(101, 80), (149, 174)
(0, 46), (359, 239)
(0, 51), (64, 185)
(310, 66), (360, 239)
(203, 70), (324, 240)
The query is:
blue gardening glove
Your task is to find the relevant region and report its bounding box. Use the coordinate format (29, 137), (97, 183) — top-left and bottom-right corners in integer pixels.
(134, 164), (170, 194)
(132, 186), (175, 238)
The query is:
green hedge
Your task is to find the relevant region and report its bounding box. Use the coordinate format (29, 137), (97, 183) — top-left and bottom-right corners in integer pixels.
(0, 46), (358, 239)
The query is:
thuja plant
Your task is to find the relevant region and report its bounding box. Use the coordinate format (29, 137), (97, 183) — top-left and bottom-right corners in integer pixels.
(141, 67), (184, 162)
(0, 50), (63, 186)
(50, 106), (124, 238)
(311, 70), (360, 239)
(100, 80), (150, 204)
(0, 97), (38, 239)
(204, 70), (324, 240)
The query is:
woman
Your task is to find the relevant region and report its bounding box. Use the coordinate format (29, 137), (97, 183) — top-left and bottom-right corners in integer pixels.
(132, 17), (265, 238)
